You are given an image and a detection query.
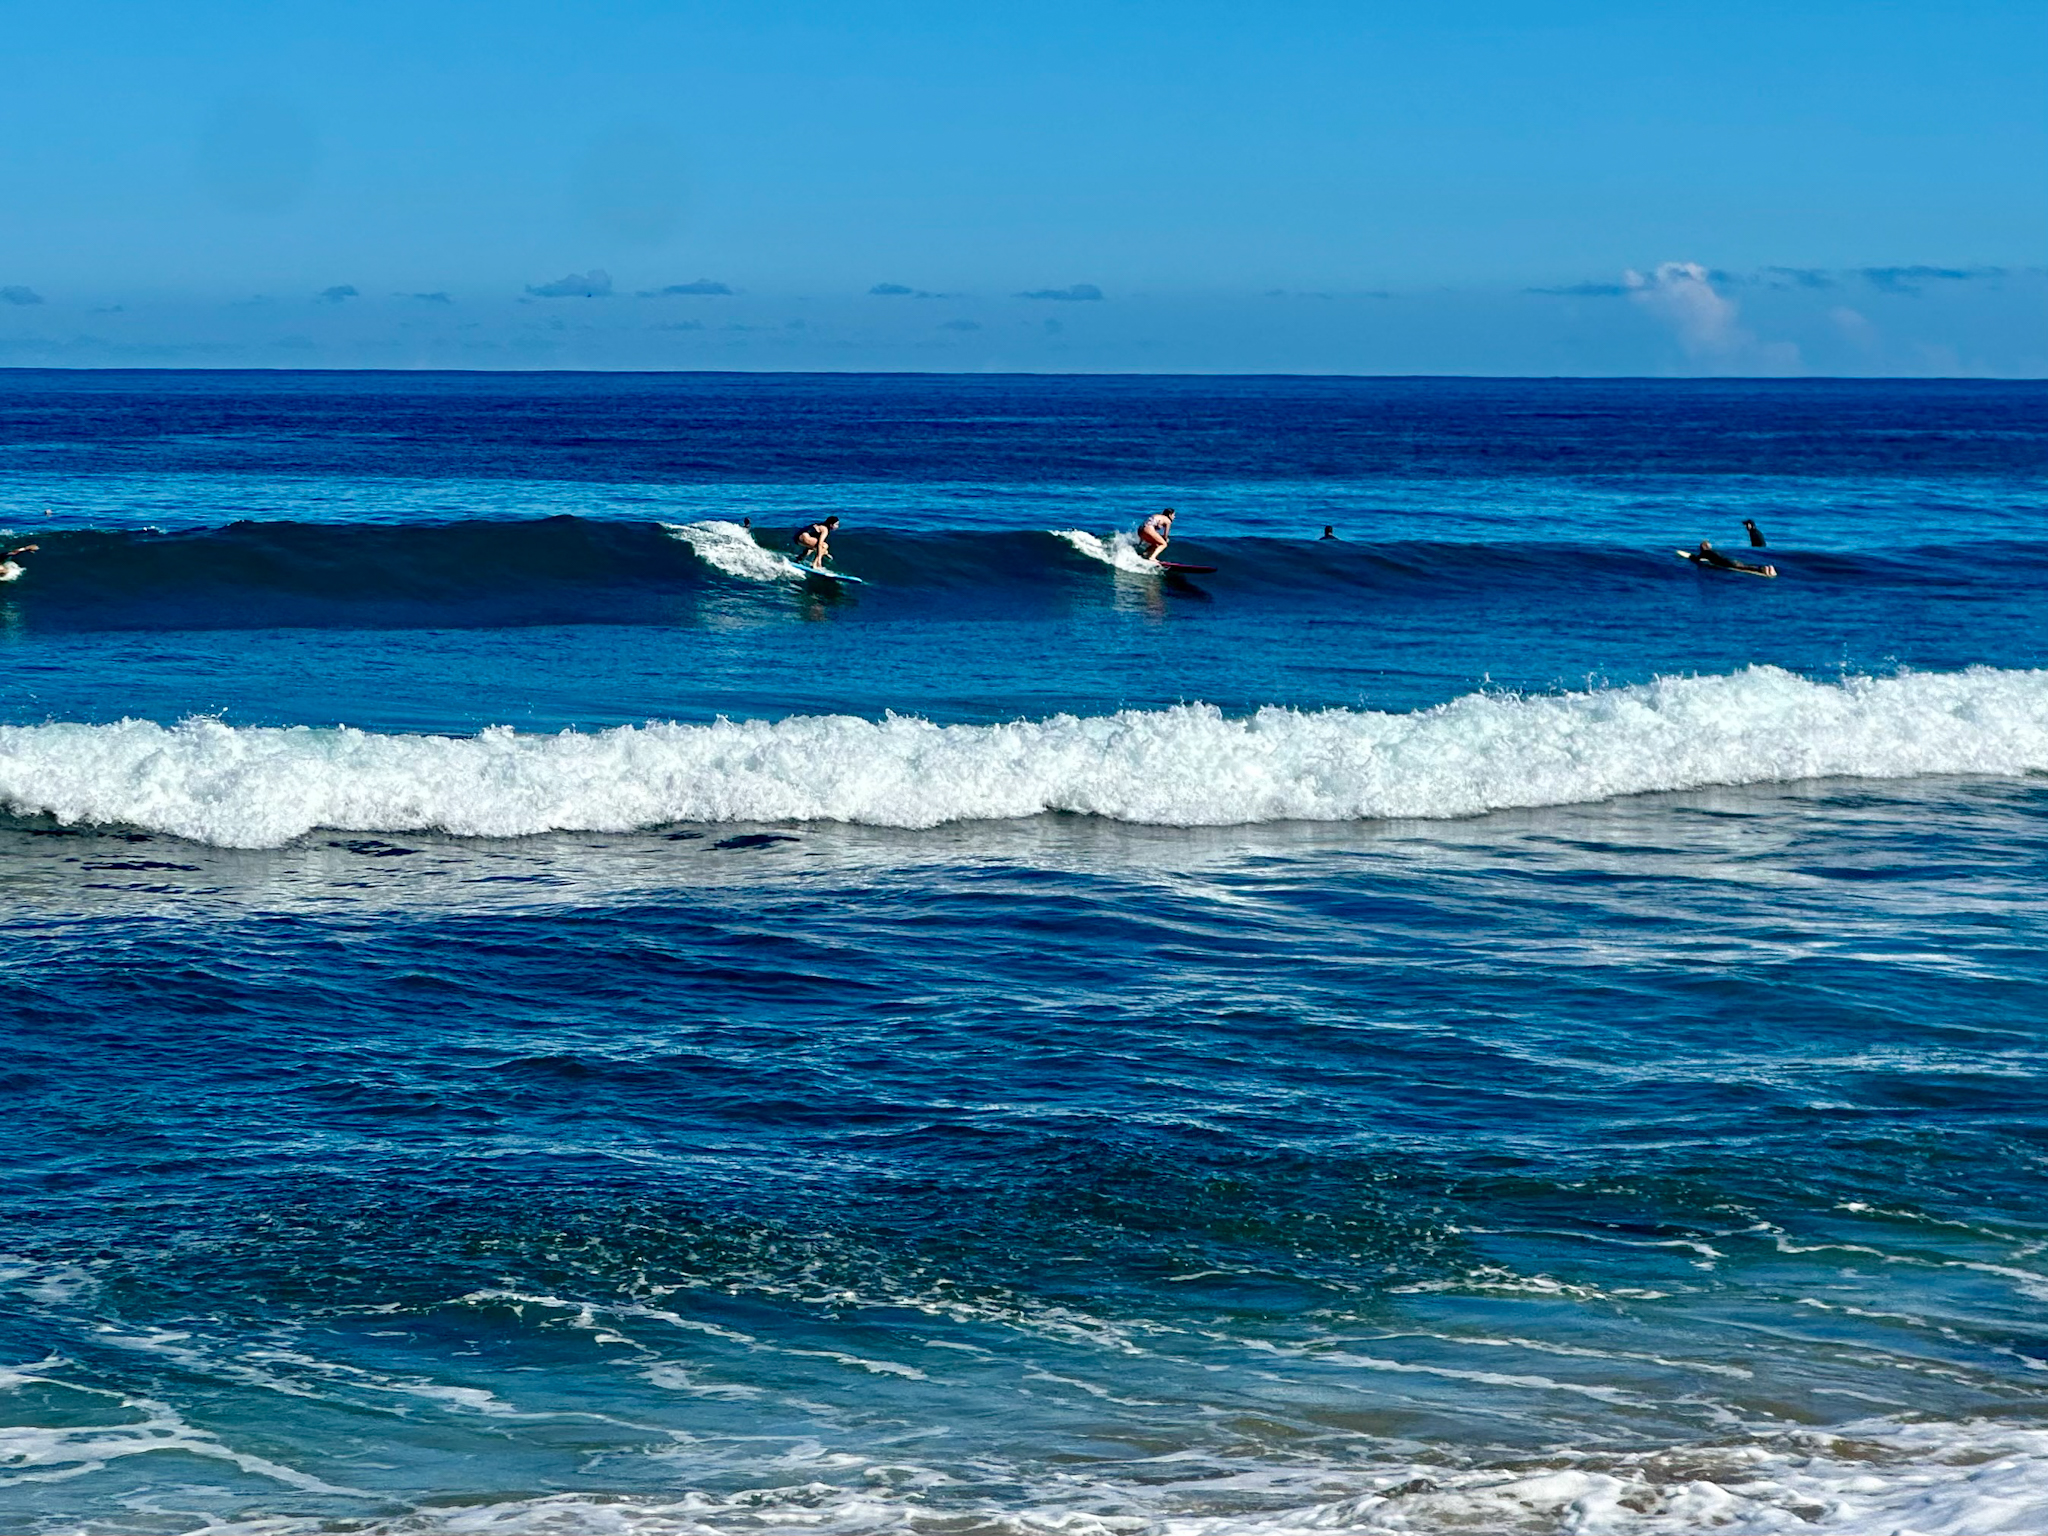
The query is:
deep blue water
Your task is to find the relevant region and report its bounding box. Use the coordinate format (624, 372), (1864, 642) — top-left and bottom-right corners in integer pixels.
(1, 373), (2046, 1534)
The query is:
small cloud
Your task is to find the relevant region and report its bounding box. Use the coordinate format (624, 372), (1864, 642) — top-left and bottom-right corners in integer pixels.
(1528, 281), (1629, 297)
(317, 284), (358, 303)
(1624, 260), (1800, 373)
(939, 318), (981, 331)
(527, 269), (613, 298)
(273, 334), (317, 351)
(1, 286), (44, 306)
(1858, 264), (2002, 295)
(1830, 306), (1880, 353)
(1762, 266), (1836, 290)
(399, 291), (453, 304)
(638, 278), (732, 296)
(870, 283), (914, 296)
(1016, 283), (1103, 301)
(1626, 262), (1743, 355)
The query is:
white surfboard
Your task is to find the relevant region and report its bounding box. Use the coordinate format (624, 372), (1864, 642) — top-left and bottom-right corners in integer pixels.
(1676, 549), (1776, 578)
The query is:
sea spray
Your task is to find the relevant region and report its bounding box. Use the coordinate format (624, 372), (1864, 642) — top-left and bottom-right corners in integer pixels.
(659, 519), (796, 582)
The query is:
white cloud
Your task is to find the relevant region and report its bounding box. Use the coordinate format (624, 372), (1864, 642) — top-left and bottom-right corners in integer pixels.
(1625, 262), (1740, 354)
(1625, 261), (1799, 373)
(1830, 306), (1880, 354)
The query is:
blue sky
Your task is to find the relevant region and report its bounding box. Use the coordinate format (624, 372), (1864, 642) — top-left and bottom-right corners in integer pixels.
(1, 0), (2042, 373)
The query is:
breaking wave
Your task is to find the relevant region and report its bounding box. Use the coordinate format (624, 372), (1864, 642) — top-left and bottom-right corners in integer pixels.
(3, 666), (2046, 847)
(24, 1416), (2036, 1535)
(2, 515), (2042, 630)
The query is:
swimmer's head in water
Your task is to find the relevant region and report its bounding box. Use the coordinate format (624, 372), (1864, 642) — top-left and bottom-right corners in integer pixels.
(1699, 540), (1714, 552)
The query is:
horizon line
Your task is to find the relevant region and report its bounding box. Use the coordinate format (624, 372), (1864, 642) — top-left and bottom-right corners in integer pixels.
(1, 366), (2042, 384)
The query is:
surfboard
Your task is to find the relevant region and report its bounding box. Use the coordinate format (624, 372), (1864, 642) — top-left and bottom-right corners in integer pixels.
(1676, 550), (1776, 578)
(1153, 560), (1217, 574)
(781, 559), (866, 585)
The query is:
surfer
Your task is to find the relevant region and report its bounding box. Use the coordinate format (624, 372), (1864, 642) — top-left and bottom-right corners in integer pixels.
(1743, 519), (1766, 547)
(792, 516), (839, 568)
(1320, 526), (1337, 540)
(1685, 540), (1776, 577)
(2, 542), (36, 561)
(1136, 508), (1175, 562)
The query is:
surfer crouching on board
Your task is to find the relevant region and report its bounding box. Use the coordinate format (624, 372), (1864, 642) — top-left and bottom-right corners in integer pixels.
(1687, 540), (1776, 577)
(1136, 508), (1175, 562)
(793, 516), (839, 568)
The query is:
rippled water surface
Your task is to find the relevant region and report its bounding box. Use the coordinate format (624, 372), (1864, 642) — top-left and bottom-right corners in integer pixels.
(1, 373), (2046, 1534)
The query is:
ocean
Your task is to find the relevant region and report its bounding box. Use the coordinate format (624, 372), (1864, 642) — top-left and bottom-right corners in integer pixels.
(1, 371), (2046, 1535)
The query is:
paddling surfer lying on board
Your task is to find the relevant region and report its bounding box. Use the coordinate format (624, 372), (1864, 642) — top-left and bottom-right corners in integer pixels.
(1681, 540), (1777, 577)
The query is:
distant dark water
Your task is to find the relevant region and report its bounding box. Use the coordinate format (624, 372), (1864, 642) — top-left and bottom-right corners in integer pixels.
(3, 370), (2043, 481)
(1, 372), (2046, 1534)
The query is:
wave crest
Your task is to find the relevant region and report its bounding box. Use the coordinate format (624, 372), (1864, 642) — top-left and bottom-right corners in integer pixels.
(3, 666), (2045, 847)
(659, 519), (799, 582)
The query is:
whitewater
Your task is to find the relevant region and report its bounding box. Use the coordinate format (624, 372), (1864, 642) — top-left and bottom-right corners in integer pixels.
(4, 666), (2046, 846)
(5, 375), (2047, 1536)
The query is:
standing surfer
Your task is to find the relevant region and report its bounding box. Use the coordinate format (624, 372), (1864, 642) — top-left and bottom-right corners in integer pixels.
(1136, 508), (1175, 562)
(1743, 519), (1767, 547)
(793, 516), (840, 568)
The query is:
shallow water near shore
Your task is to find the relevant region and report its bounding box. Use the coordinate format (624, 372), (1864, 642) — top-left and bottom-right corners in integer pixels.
(1, 373), (2046, 1533)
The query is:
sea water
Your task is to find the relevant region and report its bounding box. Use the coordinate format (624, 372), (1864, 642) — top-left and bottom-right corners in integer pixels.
(1, 372), (2045, 1535)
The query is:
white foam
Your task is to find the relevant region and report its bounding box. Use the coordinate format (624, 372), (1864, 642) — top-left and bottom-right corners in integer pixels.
(660, 519), (795, 582)
(0, 1392), (368, 1497)
(4, 666), (2048, 848)
(133, 1417), (2048, 1534)
(1055, 527), (1163, 573)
